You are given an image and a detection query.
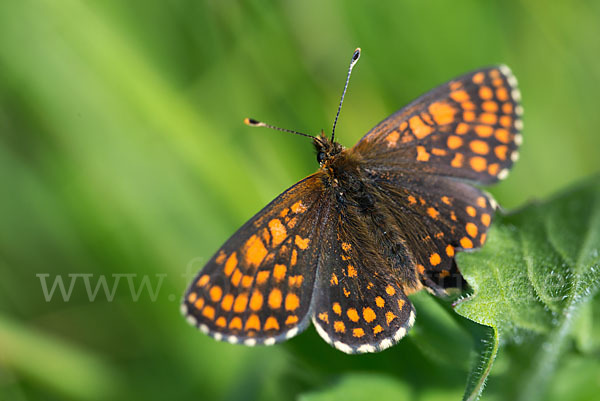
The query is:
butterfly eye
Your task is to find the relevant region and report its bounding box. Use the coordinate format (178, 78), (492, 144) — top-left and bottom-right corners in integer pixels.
(317, 152), (326, 164)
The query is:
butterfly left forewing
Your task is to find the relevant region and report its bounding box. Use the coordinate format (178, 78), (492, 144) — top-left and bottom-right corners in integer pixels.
(183, 174), (329, 345)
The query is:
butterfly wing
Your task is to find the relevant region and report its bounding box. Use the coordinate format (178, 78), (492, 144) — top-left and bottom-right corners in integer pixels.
(310, 189), (416, 354)
(182, 173), (331, 345)
(366, 170), (496, 295)
(354, 66), (522, 185)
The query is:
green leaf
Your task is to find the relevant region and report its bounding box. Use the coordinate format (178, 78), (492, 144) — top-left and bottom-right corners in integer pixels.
(455, 176), (600, 401)
(297, 373), (412, 401)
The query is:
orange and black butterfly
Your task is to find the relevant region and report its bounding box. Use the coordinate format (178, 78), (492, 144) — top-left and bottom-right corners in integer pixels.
(182, 49), (522, 354)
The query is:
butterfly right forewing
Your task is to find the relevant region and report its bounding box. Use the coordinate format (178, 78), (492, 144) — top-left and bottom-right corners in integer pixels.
(354, 66), (522, 185)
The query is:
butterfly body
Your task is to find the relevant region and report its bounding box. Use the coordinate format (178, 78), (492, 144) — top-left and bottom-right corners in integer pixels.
(183, 62), (522, 354)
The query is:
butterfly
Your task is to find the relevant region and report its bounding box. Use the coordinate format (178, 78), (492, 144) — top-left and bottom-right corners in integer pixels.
(182, 48), (522, 354)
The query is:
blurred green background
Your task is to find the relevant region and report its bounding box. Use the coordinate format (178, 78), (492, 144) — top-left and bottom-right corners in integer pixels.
(1, 1), (599, 400)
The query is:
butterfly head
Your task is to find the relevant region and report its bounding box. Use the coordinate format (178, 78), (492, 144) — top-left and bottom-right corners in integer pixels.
(313, 131), (343, 166)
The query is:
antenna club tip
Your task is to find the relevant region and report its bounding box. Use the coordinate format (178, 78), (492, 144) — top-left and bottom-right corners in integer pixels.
(244, 118), (260, 126)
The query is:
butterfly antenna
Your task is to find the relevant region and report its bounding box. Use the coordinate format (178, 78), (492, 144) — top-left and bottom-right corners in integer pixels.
(244, 118), (316, 139)
(331, 47), (361, 142)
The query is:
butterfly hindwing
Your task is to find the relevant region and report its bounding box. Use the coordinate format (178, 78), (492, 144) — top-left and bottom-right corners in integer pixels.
(354, 66), (522, 185)
(182, 174), (329, 345)
(310, 188), (416, 354)
(365, 170), (496, 294)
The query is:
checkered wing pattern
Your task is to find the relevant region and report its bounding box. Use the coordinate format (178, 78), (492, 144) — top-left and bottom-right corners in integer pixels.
(182, 174), (329, 346)
(311, 189), (417, 354)
(365, 171), (496, 295)
(354, 66), (522, 185)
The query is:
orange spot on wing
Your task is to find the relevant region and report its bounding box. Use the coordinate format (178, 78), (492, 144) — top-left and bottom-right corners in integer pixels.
(475, 125), (494, 137)
(347, 264), (357, 277)
(330, 272), (338, 286)
(429, 102), (456, 125)
(481, 213), (491, 226)
(488, 163), (500, 176)
(385, 130), (400, 147)
(477, 196), (487, 208)
(197, 275), (210, 287)
(470, 156), (487, 172)
(245, 314), (261, 331)
(482, 101), (498, 112)
(495, 128), (511, 143)
(466, 206), (477, 217)
(499, 115), (512, 128)
(373, 325), (384, 335)
(447, 135), (463, 149)
(342, 242), (352, 252)
(430, 253), (441, 266)
(416, 146), (430, 161)
(431, 148), (447, 156)
(249, 290), (263, 311)
(334, 321), (345, 333)
(273, 264), (286, 282)
(231, 269), (242, 287)
(479, 86), (493, 100)
(285, 293), (300, 311)
(347, 308), (360, 322)
(256, 270), (270, 285)
(479, 113), (497, 125)
(229, 316), (242, 330)
(194, 297), (205, 310)
(241, 275), (253, 288)
(294, 235), (310, 250)
(221, 294), (233, 311)
(472, 72), (485, 84)
(353, 328), (365, 338)
(427, 207), (439, 219)
(466, 222), (478, 238)
(464, 111), (476, 122)
(480, 233), (487, 244)
(264, 316), (280, 331)
(450, 90), (469, 102)
(268, 288), (282, 309)
(386, 285), (396, 296)
(233, 294), (248, 313)
(363, 307), (376, 323)
(288, 275), (304, 287)
(470, 140), (490, 155)
(187, 292), (197, 303)
(209, 286), (222, 302)
(494, 145), (508, 160)
(446, 244), (455, 257)
(408, 195), (417, 205)
(202, 305), (215, 320)
(244, 235), (268, 268)
(291, 249), (298, 266)
(291, 201), (307, 214)
(375, 296), (385, 308)
(461, 237), (474, 249)
(216, 316), (227, 327)
(451, 153), (464, 168)
(318, 312), (329, 323)
(224, 253), (238, 276)
(409, 115), (433, 139)
(332, 302), (342, 315)
(215, 251), (227, 265)
(456, 122), (469, 135)
(441, 196), (452, 205)
(417, 264), (425, 274)
(397, 299), (405, 310)
(496, 87), (508, 101)
(285, 315), (298, 325)
(502, 102), (513, 114)
(268, 219), (287, 247)
(385, 311), (397, 325)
